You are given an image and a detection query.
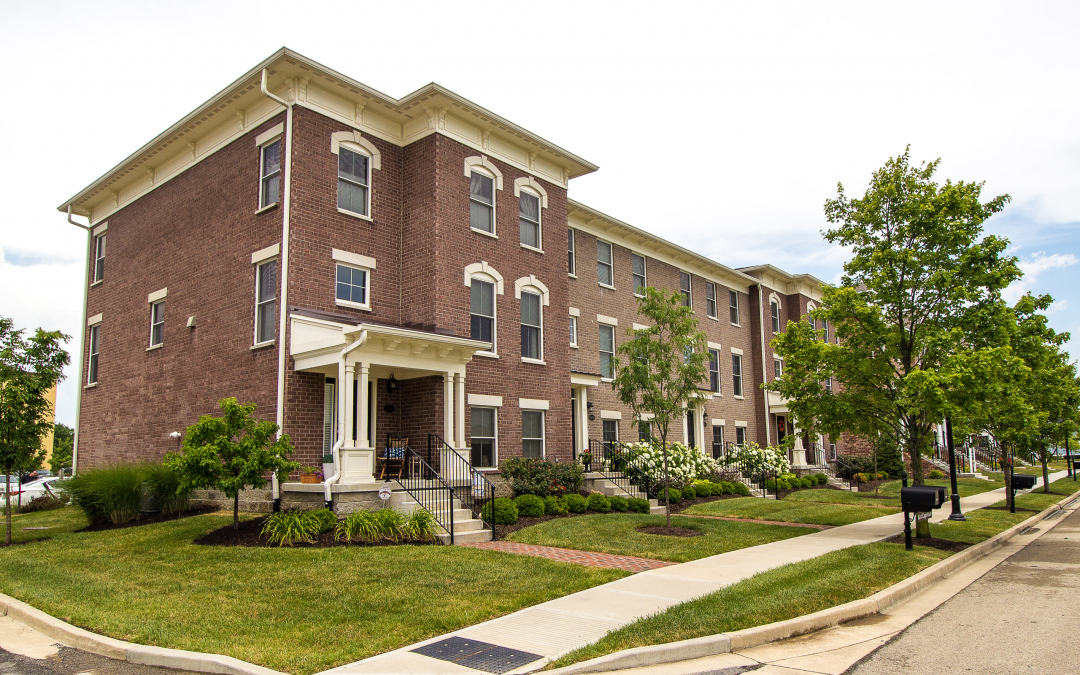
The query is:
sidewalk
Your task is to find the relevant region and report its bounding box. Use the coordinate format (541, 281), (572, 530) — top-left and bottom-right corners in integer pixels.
(327, 475), (1043, 674)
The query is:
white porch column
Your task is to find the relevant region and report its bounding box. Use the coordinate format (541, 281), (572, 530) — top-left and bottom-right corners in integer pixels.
(343, 362), (356, 448)
(791, 423), (807, 466)
(577, 387), (589, 455)
(455, 372), (466, 449)
(357, 363), (370, 449)
(443, 373), (454, 443)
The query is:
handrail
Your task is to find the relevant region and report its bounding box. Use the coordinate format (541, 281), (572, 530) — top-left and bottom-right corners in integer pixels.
(831, 455), (860, 491)
(716, 446), (779, 497)
(590, 439), (654, 498)
(428, 434), (497, 539)
(395, 443), (455, 543)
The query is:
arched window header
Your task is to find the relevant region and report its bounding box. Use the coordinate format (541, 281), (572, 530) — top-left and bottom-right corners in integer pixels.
(514, 275), (550, 306)
(464, 261), (505, 294)
(331, 131), (381, 170)
(464, 155), (504, 190)
(769, 292), (782, 309)
(513, 176), (548, 208)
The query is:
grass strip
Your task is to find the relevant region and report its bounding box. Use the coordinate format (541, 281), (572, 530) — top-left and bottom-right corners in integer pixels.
(682, 496), (899, 526)
(784, 476), (1005, 508)
(546, 542), (948, 669)
(505, 513), (815, 563)
(0, 511), (626, 675)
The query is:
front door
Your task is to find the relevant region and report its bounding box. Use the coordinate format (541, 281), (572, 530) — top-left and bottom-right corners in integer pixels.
(686, 410), (696, 449)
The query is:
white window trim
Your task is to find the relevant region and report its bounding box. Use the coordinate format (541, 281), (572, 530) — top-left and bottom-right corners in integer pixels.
(149, 300), (165, 348)
(469, 166), (498, 237)
(680, 271), (693, 308)
(519, 398), (549, 410)
(468, 394), (503, 407)
(513, 275), (550, 305)
(464, 156), (504, 189)
(632, 253), (648, 297)
(599, 322), (616, 381)
(705, 281), (718, 320)
(569, 315), (578, 348)
(251, 243), (279, 264)
(470, 272), (500, 357)
(569, 306), (580, 317)
(597, 239), (615, 289)
(334, 261), (372, 311)
(470, 405), (499, 468)
(92, 222), (108, 236)
(597, 314), (618, 326)
(92, 232), (106, 284)
(708, 348), (721, 393)
(633, 323), (650, 331)
(255, 123), (283, 148)
(254, 258), (277, 346)
(332, 249), (377, 269)
(522, 409), (546, 459)
(147, 287), (168, 303)
(600, 410), (622, 420)
(568, 228), (577, 277)
(86, 324), (101, 385)
(330, 131), (382, 169)
(87, 313), (103, 327)
(730, 346), (744, 355)
(712, 418), (726, 426)
(729, 289), (741, 326)
(336, 142), (374, 221)
(518, 186), (544, 253)
(258, 138), (282, 211)
(518, 286), (545, 363)
(732, 352), (744, 398)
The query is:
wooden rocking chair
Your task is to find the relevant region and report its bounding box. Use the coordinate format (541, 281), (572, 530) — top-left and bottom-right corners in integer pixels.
(379, 436), (409, 480)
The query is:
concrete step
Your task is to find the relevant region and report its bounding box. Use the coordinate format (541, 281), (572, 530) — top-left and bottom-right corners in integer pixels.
(437, 527), (492, 545)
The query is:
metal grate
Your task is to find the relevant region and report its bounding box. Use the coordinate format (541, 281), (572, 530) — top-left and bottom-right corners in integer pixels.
(411, 636), (543, 674)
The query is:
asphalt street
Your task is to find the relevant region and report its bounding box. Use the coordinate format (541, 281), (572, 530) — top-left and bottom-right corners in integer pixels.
(847, 502), (1080, 674)
(0, 645), (204, 675)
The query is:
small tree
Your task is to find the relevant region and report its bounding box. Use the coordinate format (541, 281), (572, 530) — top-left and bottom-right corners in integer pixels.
(0, 317), (69, 544)
(50, 423), (74, 474)
(612, 288), (708, 526)
(166, 398), (298, 529)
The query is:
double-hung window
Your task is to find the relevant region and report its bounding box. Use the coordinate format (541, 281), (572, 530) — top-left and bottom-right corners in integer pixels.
(729, 290), (740, 325)
(471, 407), (497, 467)
(680, 272), (692, 307)
(149, 301), (164, 347)
(809, 315), (816, 331)
(732, 353), (743, 396)
(708, 349), (720, 392)
(259, 140), (281, 209)
(470, 171), (494, 233)
(337, 147), (370, 217)
(825, 377), (833, 392)
(602, 419), (619, 451)
(705, 282), (717, 318)
(632, 254), (647, 296)
(771, 301), (780, 333)
(597, 240), (613, 286)
(521, 291), (542, 360)
(255, 260), (276, 344)
(522, 410), (545, 458)
(335, 264), (369, 308)
(821, 318), (829, 342)
(567, 229), (576, 275)
(712, 425), (725, 458)
(87, 325), (100, 385)
(569, 316), (578, 347)
(471, 278), (496, 350)
(92, 234), (106, 283)
(519, 191), (541, 249)
(736, 426), (746, 447)
(774, 358), (783, 379)
(638, 420), (652, 443)
(599, 323), (615, 378)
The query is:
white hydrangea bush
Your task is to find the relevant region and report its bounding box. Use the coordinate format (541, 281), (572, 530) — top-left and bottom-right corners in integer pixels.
(729, 442), (791, 475)
(618, 441), (719, 487)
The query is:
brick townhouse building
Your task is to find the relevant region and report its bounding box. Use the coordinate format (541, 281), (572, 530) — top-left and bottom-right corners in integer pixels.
(59, 49), (836, 509)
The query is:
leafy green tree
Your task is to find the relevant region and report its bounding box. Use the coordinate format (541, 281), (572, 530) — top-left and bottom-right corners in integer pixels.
(50, 423), (74, 474)
(612, 288), (708, 525)
(166, 398), (298, 529)
(768, 148), (1020, 484)
(0, 317), (69, 544)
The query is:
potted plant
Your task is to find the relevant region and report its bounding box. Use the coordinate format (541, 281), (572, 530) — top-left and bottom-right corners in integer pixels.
(300, 466), (323, 484)
(580, 451), (592, 472)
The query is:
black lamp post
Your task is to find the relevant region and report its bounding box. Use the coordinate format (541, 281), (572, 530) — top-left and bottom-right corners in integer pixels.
(945, 416), (966, 521)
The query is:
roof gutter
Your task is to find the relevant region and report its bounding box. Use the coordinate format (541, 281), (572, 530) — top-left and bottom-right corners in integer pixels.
(260, 68), (293, 502)
(325, 330), (369, 503)
(66, 205), (91, 475)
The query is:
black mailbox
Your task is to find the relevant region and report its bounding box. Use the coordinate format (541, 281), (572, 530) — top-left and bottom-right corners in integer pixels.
(1011, 474), (1037, 490)
(901, 487), (938, 513)
(1073, 461), (1080, 471)
(908, 485), (946, 509)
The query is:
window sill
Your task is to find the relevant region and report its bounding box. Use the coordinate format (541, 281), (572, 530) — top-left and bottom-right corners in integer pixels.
(84, 383), (98, 389)
(146, 344), (163, 352)
(733, 395), (744, 400)
(251, 341), (275, 351)
(601, 377), (614, 383)
(570, 344), (578, 349)
(335, 299), (372, 312)
(520, 243), (544, 254)
(475, 351), (499, 359)
(521, 357), (546, 366)
(730, 323), (741, 328)
(707, 315), (718, 321)
(338, 208), (373, 222)
(599, 283), (616, 291)
(90, 280), (104, 287)
(471, 228), (498, 239)
(568, 273), (577, 279)
(712, 393), (723, 399)
(255, 202), (279, 215)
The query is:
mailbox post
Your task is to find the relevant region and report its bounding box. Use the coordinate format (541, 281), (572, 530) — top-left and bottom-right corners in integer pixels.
(901, 487), (939, 551)
(1009, 473), (1037, 513)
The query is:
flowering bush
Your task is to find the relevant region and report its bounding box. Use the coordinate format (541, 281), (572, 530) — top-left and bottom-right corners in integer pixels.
(729, 442), (791, 476)
(619, 441), (717, 488)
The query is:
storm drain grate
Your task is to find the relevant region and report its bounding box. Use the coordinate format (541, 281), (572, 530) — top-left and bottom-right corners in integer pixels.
(411, 636), (542, 674)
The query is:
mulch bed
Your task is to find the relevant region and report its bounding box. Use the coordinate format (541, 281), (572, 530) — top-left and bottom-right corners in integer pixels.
(636, 525), (703, 537)
(492, 511), (592, 538)
(884, 533), (971, 553)
(77, 505), (218, 533)
(192, 515), (439, 548)
(666, 493), (742, 513)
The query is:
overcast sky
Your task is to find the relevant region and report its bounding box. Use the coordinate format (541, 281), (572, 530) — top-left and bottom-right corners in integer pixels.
(2, 1), (1077, 427)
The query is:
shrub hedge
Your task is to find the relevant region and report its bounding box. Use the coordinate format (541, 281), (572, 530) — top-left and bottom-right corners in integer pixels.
(586, 492), (611, 513)
(543, 495), (568, 516)
(608, 495), (628, 512)
(501, 457), (584, 497)
(482, 497), (519, 524)
(514, 494), (545, 518)
(627, 497), (651, 513)
(564, 493), (588, 513)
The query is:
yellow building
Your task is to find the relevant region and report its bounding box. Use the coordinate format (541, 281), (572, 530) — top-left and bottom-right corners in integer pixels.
(40, 384), (57, 467)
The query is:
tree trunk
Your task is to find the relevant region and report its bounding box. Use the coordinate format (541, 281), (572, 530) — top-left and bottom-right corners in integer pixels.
(1041, 445), (1050, 493)
(908, 428), (924, 486)
(660, 433), (671, 527)
(233, 493), (240, 530)
(1004, 450), (1013, 512)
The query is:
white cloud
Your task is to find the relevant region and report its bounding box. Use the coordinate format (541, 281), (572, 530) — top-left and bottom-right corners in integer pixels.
(1004, 251), (1079, 303)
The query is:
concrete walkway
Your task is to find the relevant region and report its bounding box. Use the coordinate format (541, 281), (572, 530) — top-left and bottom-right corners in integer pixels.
(327, 474), (1052, 675)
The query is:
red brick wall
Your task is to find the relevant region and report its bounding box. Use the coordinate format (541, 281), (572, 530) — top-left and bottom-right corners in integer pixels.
(77, 114), (287, 469)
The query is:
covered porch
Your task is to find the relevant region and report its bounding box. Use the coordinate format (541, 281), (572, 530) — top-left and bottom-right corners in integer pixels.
(289, 314), (491, 485)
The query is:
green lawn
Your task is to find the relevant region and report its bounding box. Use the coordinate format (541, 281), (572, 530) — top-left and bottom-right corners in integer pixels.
(784, 477), (1005, 509)
(546, 542), (949, 669)
(931, 476), (1080, 544)
(682, 496), (899, 526)
(505, 513), (815, 562)
(0, 509), (626, 675)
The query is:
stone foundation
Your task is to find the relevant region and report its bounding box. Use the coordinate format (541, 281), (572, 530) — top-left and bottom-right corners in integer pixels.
(190, 487), (274, 513)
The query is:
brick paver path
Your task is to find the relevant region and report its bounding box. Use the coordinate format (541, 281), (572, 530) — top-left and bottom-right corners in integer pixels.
(462, 541), (676, 572)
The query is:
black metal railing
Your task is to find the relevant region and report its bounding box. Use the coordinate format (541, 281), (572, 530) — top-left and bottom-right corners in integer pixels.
(395, 443), (456, 542)
(428, 434), (496, 538)
(716, 448), (780, 497)
(974, 445), (1000, 472)
(831, 455), (860, 491)
(589, 439), (656, 499)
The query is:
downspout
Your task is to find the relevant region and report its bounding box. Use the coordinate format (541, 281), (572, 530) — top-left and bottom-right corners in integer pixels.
(757, 284), (772, 446)
(67, 205), (91, 475)
(325, 330), (369, 503)
(260, 68), (294, 504)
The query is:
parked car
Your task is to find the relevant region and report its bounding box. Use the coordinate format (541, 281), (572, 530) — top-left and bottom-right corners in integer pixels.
(0, 475), (18, 491)
(4, 477), (63, 501)
(20, 469), (53, 483)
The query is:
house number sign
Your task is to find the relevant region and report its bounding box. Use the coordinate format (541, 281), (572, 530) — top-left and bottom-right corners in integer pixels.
(378, 486), (392, 501)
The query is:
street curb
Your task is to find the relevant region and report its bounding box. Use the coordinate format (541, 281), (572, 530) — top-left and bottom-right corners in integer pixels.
(544, 486), (1080, 675)
(0, 594), (286, 675)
